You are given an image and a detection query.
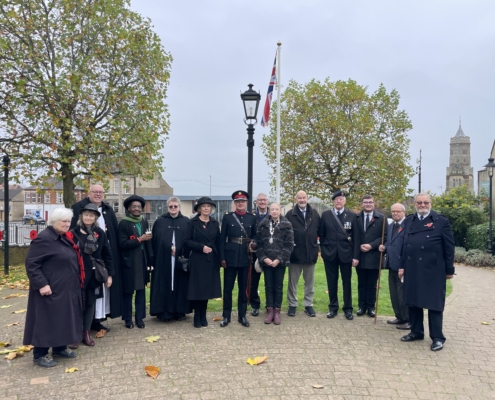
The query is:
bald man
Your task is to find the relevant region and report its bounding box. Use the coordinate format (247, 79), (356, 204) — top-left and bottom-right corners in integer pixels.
(285, 191), (321, 317)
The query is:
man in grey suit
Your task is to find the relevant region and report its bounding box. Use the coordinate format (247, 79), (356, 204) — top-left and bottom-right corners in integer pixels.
(379, 203), (409, 330)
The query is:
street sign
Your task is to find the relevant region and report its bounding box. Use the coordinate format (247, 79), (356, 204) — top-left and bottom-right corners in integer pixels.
(35, 210), (40, 218)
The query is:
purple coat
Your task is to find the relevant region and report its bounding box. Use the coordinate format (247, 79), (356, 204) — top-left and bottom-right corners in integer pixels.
(23, 226), (82, 347)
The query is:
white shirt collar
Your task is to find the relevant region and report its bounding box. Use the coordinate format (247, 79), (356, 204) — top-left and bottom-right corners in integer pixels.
(417, 212), (430, 219)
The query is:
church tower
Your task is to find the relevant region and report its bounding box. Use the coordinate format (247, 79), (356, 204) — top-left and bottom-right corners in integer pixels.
(446, 120), (474, 191)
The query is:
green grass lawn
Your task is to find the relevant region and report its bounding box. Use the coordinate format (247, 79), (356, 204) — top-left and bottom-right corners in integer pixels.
(201, 259), (453, 316)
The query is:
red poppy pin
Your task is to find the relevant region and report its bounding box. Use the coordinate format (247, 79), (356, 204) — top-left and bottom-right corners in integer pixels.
(29, 230), (38, 240)
(94, 232), (99, 239)
(425, 223), (433, 228)
(130, 235), (136, 240)
(65, 231), (74, 239)
(398, 227), (403, 233)
(371, 218), (375, 223)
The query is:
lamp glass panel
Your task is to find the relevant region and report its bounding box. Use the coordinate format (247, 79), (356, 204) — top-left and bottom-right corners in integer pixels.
(244, 100), (258, 118)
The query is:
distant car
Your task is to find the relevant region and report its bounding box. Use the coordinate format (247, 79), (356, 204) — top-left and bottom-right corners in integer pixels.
(22, 215), (46, 225)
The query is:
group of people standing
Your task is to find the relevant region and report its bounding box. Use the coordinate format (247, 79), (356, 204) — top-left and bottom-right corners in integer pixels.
(22, 186), (455, 368)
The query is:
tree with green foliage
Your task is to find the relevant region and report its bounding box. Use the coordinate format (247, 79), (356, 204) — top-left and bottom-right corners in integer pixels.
(0, 0), (172, 207)
(261, 78), (414, 207)
(432, 185), (488, 247)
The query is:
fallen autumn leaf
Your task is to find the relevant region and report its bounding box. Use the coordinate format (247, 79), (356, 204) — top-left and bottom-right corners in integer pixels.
(65, 367), (79, 373)
(12, 309), (27, 314)
(95, 330), (106, 338)
(0, 305), (12, 308)
(246, 356), (268, 365)
(5, 322), (19, 327)
(481, 321), (490, 325)
(144, 365), (160, 379)
(312, 384), (324, 389)
(212, 316), (222, 321)
(145, 335), (161, 343)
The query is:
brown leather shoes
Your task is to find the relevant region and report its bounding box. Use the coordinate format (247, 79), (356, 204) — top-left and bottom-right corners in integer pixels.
(264, 307), (274, 324)
(273, 308), (281, 325)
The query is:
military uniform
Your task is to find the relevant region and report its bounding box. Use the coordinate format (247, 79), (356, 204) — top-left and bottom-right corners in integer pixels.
(219, 191), (257, 326)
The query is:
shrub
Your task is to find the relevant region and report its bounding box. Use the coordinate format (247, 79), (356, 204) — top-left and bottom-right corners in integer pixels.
(466, 222), (490, 251)
(464, 249), (495, 268)
(454, 246), (467, 263)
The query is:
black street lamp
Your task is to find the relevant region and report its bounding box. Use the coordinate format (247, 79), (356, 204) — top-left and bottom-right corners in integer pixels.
(3, 155), (10, 275)
(240, 84), (261, 213)
(485, 157), (495, 255)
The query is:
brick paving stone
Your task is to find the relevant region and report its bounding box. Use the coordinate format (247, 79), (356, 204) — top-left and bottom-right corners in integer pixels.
(1, 264), (495, 398)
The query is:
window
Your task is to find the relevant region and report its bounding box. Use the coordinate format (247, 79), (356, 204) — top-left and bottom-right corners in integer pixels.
(114, 179), (120, 194)
(124, 179), (132, 194)
(113, 202), (119, 213)
(37, 193), (42, 203)
(25, 192), (31, 203)
(44, 193), (50, 203)
(56, 192), (63, 204)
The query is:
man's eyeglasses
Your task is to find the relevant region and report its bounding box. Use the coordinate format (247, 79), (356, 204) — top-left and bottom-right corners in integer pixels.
(416, 201), (430, 205)
(362, 201), (374, 205)
(91, 191), (104, 195)
(169, 205), (179, 209)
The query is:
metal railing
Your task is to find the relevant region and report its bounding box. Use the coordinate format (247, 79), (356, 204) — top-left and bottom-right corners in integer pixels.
(1, 223), (47, 246)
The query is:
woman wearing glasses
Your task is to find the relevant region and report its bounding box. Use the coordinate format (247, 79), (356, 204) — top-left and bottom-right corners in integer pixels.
(150, 197), (191, 322)
(118, 195), (154, 329)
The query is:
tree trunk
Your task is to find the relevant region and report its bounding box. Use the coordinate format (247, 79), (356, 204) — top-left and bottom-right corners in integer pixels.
(61, 164), (76, 208)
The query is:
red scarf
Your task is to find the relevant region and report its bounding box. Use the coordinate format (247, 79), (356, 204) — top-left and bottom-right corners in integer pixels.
(64, 231), (85, 288)
(235, 209), (247, 216)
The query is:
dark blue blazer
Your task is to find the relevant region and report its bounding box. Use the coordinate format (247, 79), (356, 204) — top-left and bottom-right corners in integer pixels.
(383, 219), (405, 271)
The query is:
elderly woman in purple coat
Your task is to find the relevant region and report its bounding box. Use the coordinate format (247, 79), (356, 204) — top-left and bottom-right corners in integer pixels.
(23, 208), (84, 368)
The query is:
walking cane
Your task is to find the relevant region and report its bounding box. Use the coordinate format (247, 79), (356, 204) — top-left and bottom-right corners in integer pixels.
(374, 212), (388, 325)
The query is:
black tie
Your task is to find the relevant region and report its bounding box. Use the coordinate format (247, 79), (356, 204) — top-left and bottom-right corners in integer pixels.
(392, 222), (399, 237)
(337, 211), (343, 222)
(420, 215), (424, 220)
(365, 214), (370, 231)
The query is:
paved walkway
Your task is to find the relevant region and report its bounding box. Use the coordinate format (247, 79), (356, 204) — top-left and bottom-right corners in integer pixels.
(0, 264), (494, 399)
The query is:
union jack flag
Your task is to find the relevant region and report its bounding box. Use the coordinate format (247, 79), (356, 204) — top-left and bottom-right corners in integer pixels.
(260, 51), (277, 127)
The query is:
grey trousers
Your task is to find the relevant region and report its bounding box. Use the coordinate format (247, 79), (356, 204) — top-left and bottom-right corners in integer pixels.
(287, 263), (315, 307)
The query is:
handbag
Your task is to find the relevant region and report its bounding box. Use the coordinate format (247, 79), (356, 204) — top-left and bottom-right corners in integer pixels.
(254, 259), (263, 273)
(91, 257), (108, 284)
(177, 255), (189, 272)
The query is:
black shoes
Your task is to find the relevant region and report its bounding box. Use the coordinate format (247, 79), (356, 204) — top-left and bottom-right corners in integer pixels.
(304, 306), (316, 317)
(326, 310), (337, 319)
(431, 341), (444, 351)
(52, 349), (77, 358)
(387, 318), (404, 325)
(33, 355), (57, 368)
(136, 319), (145, 329)
(238, 317), (250, 327)
(356, 308), (366, 316)
(125, 321), (134, 329)
(287, 306), (296, 317)
(251, 308), (259, 317)
(219, 317), (231, 327)
(367, 309), (376, 318)
(401, 333), (424, 342)
(344, 312), (353, 320)
(396, 322), (411, 330)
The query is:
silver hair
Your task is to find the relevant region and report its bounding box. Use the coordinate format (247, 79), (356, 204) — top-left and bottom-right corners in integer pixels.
(167, 197), (181, 206)
(391, 203), (406, 212)
(49, 208), (73, 225)
(414, 193), (431, 202)
(77, 210), (100, 227)
(256, 193), (268, 200)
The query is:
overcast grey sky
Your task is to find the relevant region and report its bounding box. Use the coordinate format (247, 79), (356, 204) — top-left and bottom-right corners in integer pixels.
(130, 0), (494, 200)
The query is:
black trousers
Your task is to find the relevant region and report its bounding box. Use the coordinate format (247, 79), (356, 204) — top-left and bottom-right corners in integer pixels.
(263, 264), (286, 309)
(356, 268), (379, 311)
(388, 269), (409, 322)
(123, 289), (146, 322)
(250, 269), (262, 309)
(33, 345), (66, 359)
(223, 267), (249, 318)
(323, 257), (353, 313)
(409, 306), (445, 342)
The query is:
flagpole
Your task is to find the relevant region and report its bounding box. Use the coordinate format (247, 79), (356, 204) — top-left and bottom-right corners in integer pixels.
(276, 41), (282, 204)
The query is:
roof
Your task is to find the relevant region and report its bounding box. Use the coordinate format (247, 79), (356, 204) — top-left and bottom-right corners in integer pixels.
(455, 123), (466, 137)
(25, 181), (86, 190)
(141, 195), (232, 201)
(0, 188), (24, 201)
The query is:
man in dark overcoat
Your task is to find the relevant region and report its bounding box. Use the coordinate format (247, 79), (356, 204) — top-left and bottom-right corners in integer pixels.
(399, 193), (455, 352)
(71, 184), (122, 327)
(379, 203), (409, 330)
(219, 191), (257, 327)
(150, 196), (191, 321)
(249, 192), (269, 316)
(319, 190), (360, 320)
(355, 194), (388, 318)
(285, 190), (320, 317)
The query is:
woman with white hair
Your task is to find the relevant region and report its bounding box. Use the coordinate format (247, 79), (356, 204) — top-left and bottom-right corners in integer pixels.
(23, 208), (84, 368)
